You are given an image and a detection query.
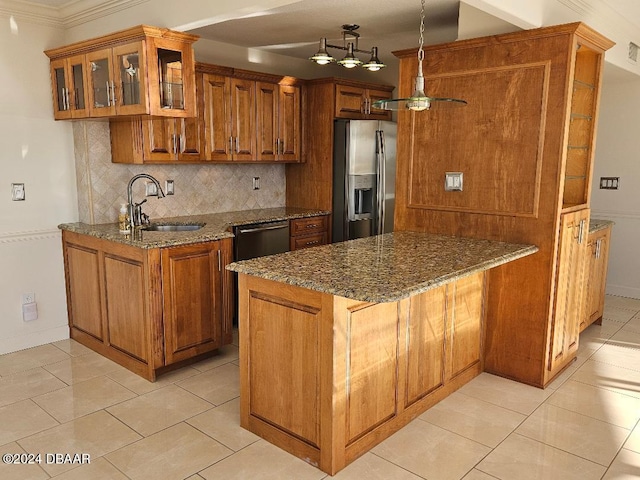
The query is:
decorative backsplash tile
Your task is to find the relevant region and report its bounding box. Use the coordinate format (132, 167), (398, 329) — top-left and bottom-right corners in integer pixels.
(72, 121), (286, 225)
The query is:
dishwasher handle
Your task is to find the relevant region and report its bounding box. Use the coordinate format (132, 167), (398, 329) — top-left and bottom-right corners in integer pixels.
(237, 223), (289, 234)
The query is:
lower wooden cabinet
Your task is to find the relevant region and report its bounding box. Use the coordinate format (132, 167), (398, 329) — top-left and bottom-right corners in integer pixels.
(289, 215), (329, 250)
(62, 230), (233, 380)
(548, 209), (589, 376)
(582, 224), (612, 331)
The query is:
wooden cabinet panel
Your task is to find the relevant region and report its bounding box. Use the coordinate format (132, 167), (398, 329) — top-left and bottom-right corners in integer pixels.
(50, 54), (89, 120)
(64, 244), (104, 341)
(290, 215), (329, 250)
(582, 225), (611, 331)
(203, 74), (233, 161)
(104, 253), (148, 363)
(162, 242), (222, 364)
(447, 272), (484, 379)
(257, 82), (278, 160)
(406, 286), (446, 406)
(231, 78), (256, 161)
(366, 88), (394, 120)
(142, 117), (175, 162)
(247, 289), (321, 446)
(549, 209), (589, 374)
(278, 85), (301, 161)
(335, 83), (392, 120)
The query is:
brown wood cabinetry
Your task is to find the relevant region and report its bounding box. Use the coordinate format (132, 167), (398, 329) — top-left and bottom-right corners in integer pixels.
(286, 78), (394, 214)
(335, 82), (393, 120)
(61, 230), (233, 381)
(582, 224), (612, 331)
(238, 270), (485, 475)
(391, 23), (613, 387)
(200, 64), (302, 163)
(549, 210), (589, 375)
(45, 25), (198, 119)
(289, 215), (329, 250)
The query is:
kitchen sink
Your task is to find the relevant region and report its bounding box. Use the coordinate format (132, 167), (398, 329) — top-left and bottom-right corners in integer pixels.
(142, 223), (205, 232)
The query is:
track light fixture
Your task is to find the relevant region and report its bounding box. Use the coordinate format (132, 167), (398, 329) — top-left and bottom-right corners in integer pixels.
(309, 24), (386, 72)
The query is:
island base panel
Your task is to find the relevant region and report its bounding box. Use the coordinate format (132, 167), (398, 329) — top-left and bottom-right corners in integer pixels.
(238, 271), (486, 475)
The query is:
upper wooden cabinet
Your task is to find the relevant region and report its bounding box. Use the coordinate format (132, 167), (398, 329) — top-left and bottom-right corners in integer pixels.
(335, 82), (393, 120)
(199, 63), (302, 163)
(45, 25), (198, 119)
(391, 23), (613, 388)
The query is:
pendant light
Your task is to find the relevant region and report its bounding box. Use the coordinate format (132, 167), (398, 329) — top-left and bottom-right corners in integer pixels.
(372, 0), (466, 111)
(309, 24), (386, 72)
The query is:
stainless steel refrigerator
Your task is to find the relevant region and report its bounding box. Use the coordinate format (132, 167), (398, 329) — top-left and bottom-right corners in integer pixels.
(332, 119), (397, 242)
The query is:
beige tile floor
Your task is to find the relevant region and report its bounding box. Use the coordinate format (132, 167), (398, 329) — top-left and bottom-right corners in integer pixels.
(1, 295), (639, 479)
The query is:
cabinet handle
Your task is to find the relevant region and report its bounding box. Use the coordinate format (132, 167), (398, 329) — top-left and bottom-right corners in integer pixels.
(595, 238), (602, 259)
(180, 134), (185, 154)
(229, 136), (234, 154)
(172, 134), (177, 155)
(305, 224), (318, 229)
(217, 249), (221, 272)
(305, 240), (320, 246)
(62, 88), (68, 111)
(276, 138), (280, 156)
(105, 81), (111, 106)
(110, 81), (117, 105)
(578, 219), (585, 244)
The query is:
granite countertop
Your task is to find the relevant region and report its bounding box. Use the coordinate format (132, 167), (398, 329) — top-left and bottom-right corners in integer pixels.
(589, 218), (614, 234)
(58, 207), (330, 249)
(228, 231), (538, 303)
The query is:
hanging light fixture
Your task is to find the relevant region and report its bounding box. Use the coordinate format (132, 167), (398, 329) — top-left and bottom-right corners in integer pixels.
(372, 0), (466, 111)
(309, 24), (386, 72)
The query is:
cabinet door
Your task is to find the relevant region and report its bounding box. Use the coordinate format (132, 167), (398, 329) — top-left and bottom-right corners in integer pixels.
(162, 242), (223, 365)
(231, 78), (256, 161)
(549, 210), (589, 373)
(141, 117), (177, 162)
(112, 41), (148, 116)
(87, 48), (116, 117)
(177, 116), (203, 161)
(64, 244), (105, 341)
(50, 56), (89, 120)
(146, 36), (196, 117)
(203, 74), (233, 161)
(586, 228), (610, 327)
(335, 84), (366, 118)
(278, 84), (301, 161)
(256, 82), (278, 161)
(366, 88), (393, 121)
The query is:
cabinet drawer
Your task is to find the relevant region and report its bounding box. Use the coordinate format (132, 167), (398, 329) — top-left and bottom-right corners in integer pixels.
(290, 216), (328, 236)
(291, 232), (328, 251)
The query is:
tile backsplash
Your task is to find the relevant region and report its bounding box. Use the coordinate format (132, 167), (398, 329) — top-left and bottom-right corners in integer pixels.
(72, 121), (286, 224)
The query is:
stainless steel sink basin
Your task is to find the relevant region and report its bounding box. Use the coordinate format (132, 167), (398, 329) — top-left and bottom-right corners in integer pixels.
(142, 223), (204, 232)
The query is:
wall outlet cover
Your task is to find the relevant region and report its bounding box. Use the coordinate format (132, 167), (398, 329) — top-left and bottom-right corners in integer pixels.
(145, 182), (158, 196)
(11, 183), (25, 201)
(445, 172), (463, 191)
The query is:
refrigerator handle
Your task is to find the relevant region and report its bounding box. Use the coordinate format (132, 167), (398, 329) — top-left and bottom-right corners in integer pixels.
(376, 130), (386, 235)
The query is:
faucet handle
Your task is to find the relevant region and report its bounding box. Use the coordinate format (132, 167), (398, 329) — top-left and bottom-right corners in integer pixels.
(140, 212), (150, 225)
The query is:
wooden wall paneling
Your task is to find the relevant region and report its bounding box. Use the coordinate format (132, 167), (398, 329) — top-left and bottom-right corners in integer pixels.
(286, 82), (335, 211)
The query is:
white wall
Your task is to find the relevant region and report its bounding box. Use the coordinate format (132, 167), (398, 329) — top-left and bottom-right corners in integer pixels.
(0, 16), (78, 354)
(592, 64), (640, 299)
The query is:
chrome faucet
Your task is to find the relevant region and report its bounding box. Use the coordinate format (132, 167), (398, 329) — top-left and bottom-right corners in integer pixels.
(126, 174), (165, 231)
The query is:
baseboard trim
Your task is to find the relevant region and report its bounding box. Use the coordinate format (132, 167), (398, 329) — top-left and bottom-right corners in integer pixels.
(0, 326), (69, 356)
(606, 284), (640, 300)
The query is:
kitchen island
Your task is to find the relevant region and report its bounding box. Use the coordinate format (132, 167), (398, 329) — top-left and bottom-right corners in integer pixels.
(228, 231), (537, 475)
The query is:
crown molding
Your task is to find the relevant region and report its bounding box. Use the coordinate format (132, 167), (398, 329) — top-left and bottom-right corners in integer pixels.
(0, 0), (148, 29)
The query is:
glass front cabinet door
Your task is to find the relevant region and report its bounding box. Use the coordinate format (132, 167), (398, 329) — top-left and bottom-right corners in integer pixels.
(45, 26), (198, 119)
(49, 54), (88, 119)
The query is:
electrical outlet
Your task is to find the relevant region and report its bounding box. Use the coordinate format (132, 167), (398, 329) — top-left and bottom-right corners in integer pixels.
(444, 172), (463, 191)
(11, 183), (25, 201)
(252, 177), (260, 190)
(165, 180), (175, 195)
(22, 292), (35, 304)
(145, 182), (158, 196)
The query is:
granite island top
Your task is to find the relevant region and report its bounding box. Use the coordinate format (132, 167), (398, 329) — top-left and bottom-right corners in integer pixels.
(58, 207), (329, 249)
(228, 231), (538, 303)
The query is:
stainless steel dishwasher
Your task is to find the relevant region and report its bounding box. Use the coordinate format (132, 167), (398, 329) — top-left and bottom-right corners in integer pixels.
(233, 220), (290, 261)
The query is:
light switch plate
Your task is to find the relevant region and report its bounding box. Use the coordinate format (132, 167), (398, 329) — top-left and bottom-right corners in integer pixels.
(145, 181), (158, 196)
(445, 172), (463, 191)
(11, 183), (25, 201)
(599, 177), (619, 190)
(165, 180), (174, 195)
(252, 177), (260, 190)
